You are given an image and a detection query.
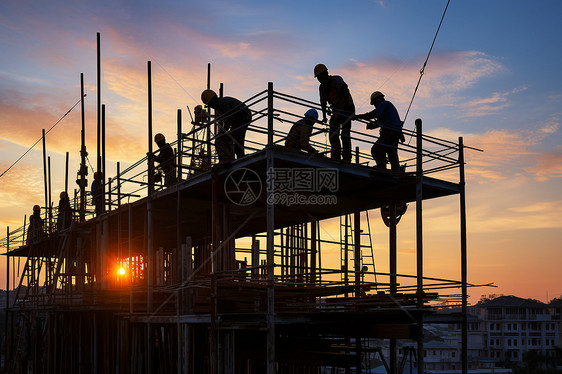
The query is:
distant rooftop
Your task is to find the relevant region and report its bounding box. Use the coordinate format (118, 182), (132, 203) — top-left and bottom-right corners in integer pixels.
(479, 295), (546, 308)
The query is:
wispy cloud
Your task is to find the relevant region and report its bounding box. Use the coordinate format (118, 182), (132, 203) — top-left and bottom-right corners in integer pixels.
(461, 86), (528, 117)
(526, 152), (562, 181)
(332, 51), (506, 113)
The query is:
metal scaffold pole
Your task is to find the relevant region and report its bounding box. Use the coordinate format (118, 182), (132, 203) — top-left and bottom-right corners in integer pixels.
(459, 137), (468, 374)
(416, 118), (424, 374)
(266, 81), (276, 374)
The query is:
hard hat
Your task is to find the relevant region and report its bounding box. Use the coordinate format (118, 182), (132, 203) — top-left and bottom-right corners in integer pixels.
(33, 204), (40, 211)
(304, 109), (319, 120)
(154, 133), (165, 143)
(370, 91), (384, 104)
(201, 89), (217, 104)
(60, 191), (67, 199)
(314, 64), (328, 77)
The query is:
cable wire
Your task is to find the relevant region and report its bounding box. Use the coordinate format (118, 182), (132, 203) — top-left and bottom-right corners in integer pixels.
(403, 0), (451, 128)
(0, 94), (86, 180)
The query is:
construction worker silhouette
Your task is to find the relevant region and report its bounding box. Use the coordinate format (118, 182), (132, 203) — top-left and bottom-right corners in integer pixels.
(201, 89), (252, 164)
(56, 191), (73, 230)
(285, 109), (319, 155)
(27, 205), (44, 244)
(192, 105), (210, 126)
(354, 91), (404, 172)
(314, 64), (355, 162)
(91, 171), (104, 216)
(154, 133), (178, 186)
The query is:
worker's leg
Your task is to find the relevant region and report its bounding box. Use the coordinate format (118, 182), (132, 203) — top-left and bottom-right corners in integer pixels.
(231, 125), (248, 159)
(370, 141), (387, 169)
(215, 131), (235, 164)
(329, 116), (342, 161)
(386, 132), (401, 172)
(341, 118), (352, 162)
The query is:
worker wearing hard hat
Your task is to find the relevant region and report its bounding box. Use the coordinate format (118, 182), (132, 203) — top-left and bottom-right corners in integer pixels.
(314, 64), (355, 162)
(285, 109), (320, 155)
(354, 91), (404, 172)
(154, 133), (178, 187)
(26, 204), (45, 244)
(201, 89), (252, 164)
(56, 191), (73, 230)
(91, 171), (104, 216)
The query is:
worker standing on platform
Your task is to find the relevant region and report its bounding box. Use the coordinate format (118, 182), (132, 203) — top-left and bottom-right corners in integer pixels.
(154, 133), (178, 187)
(285, 109), (319, 155)
(91, 171), (104, 216)
(354, 91), (405, 172)
(314, 64), (355, 162)
(201, 89), (252, 164)
(27, 205), (44, 244)
(56, 191), (73, 230)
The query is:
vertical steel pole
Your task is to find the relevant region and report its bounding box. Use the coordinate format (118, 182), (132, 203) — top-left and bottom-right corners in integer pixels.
(96, 32), (101, 176)
(147, 61), (154, 196)
(266, 82), (276, 372)
(65, 152), (69, 195)
(42, 129), (48, 225)
(48, 156), (53, 232)
(266, 147), (275, 374)
(80, 73), (86, 222)
(102, 104), (106, 213)
(206, 63), (211, 160)
(177, 109), (182, 182)
(267, 82), (274, 145)
(146, 60), (154, 374)
(415, 118), (424, 374)
(210, 167), (218, 374)
(4, 227), (9, 373)
(459, 137), (468, 374)
(389, 203), (397, 374)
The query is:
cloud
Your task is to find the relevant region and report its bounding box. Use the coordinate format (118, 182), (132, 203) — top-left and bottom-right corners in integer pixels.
(331, 51), (506, 113)
(526, 152), (562, 181)
(461, 86), (528, 117)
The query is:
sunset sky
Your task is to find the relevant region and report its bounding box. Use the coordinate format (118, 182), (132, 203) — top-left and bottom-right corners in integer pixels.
(1, 0), (561, 303)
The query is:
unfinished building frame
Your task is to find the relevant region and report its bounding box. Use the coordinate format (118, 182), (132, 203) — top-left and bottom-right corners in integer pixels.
(2, 60), (471, 374)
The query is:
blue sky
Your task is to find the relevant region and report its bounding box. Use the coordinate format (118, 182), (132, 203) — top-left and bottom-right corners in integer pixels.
(1, 0), (561, 301)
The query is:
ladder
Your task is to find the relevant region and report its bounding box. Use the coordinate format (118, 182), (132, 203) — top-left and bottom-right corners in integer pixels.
(339, 211), (376, 288)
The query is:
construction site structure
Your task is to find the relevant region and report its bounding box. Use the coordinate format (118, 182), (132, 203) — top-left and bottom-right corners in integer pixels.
(1, 57), (473, 374)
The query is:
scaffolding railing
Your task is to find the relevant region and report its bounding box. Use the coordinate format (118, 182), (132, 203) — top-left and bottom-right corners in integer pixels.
(1, 84), (462, 252)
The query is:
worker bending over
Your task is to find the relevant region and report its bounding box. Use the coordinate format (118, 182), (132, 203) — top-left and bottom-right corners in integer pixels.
(285, 109), (319, 155)
(201, 89), (252, 164)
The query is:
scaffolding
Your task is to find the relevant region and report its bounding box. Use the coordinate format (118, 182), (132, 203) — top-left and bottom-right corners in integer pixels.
(1, 72), (472, 373)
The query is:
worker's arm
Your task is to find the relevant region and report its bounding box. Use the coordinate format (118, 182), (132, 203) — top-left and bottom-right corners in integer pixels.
(319, 86), (328, 123)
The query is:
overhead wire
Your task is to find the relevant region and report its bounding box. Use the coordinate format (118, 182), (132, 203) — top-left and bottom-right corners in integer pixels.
(403, 0), (451, 136)
(0, 94), (86, 180)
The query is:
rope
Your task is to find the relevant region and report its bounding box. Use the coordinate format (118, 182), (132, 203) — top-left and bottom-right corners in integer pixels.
(0, 94), (86, 180)
(153, 59), (198, 105)
(403, 0), (451, 131)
